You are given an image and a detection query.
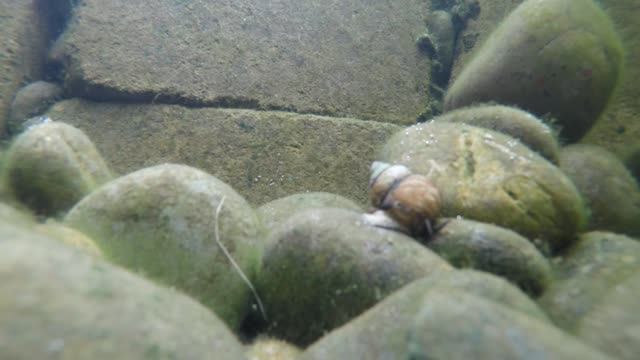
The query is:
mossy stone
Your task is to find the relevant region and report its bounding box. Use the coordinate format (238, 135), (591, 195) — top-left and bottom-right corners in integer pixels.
(0, 223), (246, 360)
(408, 291), (611, 360)
(245, 337), (301, 360)
(2, 121), (112, 217)
(443, 0), (624, 142)
(256, 192), (362, 234)
(7, 81), (63, 134)
(301, 270), (549, 360)
(34, 220), (103, 258)
(433, 104), (560, 163)
(559, 144), (640, 237)
(429, 218), (552, 295)
(576, 272), (640, 360)
(65, 163), (264, 330)
(538, 231), (640, 331)
(257, 207), (452, 346)
(379, 122), (586, 252)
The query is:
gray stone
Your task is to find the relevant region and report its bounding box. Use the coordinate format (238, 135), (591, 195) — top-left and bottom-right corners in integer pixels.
(301, 270), (549, 360)
(408, 291), (611, 360)
(577, 272), (640, 360)
(378, 121), (587, 252)
(257, 192), (362, 234)
(559, 144), (640, 237)
(433, 104), (560, 163)
(428, 218), (552, 295)
(0, 0), (47, 134)
(257, 207), (452, 346)
(65, 164), (264, 330)
(56, 0), (433, 124)
(7, 81), (63, 134)
(46, 99), (400, 206)
(2, 121), (112, 217)
(539, 231), (640, 332)
(444, 0), (624, 142)
(0, 223), (247, 360)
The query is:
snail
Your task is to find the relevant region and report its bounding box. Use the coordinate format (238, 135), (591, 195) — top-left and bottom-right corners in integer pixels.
(366, 161), (442, 238)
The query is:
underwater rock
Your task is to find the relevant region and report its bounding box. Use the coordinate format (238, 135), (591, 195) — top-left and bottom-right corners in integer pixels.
(246, 337), (301, 360)
(428, 218), (552, 295)
(257, 207), (452, 346)
(407, 291), (612, 360)
(0, 0), (47, 134)
(65, 163), (264, 330)
(443, 0), (624, 142)
(576, 272), (640, 360)
(257, 192), (362, 235)
(0, 223), (247, 360)
(7, 81), (63, 135)
(300, 270), (548, 360)
(46, 98), (401, 206)
(34, 220), (103, 258)
(378, 122), (586, 252)
(539, 231), (640, 332)
(432, 104), (560, 163)
(55, 0), (432, 124)
(2, 121), (112, 217)
(559, 144), (640, 237)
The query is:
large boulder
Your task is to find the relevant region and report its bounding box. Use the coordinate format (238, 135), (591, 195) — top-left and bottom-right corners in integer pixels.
(559, 144), (640, 237)
(444, 0), (624, 142)
(2, 121), (112, 217)
(257, 207), (452, 346)
(46, 99), (400, 205)
(54, 0), (433, 124)
(0, 222), (247, 360)
(378, 121), (586, 252)
(65, 164), (264, 329)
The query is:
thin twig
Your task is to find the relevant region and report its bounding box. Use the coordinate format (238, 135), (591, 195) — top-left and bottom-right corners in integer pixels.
(214, 196), (267, 321)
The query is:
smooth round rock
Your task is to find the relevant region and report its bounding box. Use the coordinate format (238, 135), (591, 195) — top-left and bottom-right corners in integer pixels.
(559, 144), (640, 237)
(429, 218), (552, 295)
(65, 163), (264, 330)
(379, 122), (587, 252)
(257, 192), (362, 234)
(7, 81), (63, 135)
(407, 291), (611, 360)
(433, 104), (560, 163)
(443, 0), (624, 142)
(0, 224), (246, 360)
(34, 220), (103, 258)
(301, 270), (549, 360)
(539, 231), (640, 331)
(246, 337), (301, 360)
(257, 207), (452, 346)
(2, 121), (112, 216)
(577, 272), (640, 360)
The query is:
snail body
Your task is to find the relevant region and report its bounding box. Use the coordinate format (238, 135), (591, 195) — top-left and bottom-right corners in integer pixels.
(368, 162), (442, 237)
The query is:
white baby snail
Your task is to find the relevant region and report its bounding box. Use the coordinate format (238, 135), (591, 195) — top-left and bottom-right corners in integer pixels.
(368, 161), (442, 238)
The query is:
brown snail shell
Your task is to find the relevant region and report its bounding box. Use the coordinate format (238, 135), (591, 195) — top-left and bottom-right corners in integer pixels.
(369, 162), (441, 236)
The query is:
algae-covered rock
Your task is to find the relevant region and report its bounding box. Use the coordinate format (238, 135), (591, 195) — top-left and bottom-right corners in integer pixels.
(429, 218), (552, 295)
(539, 231), (640, 331)
(65, 163), (264, 330)
(301, 270), (548, 360)
(0, 223), (247, 360)
(258, 207), (452, 346)
(7, 81), (63, 134)
(408, 291), (611, 360)
(379, 122), (586, 252)
(257, 192), (362, 234)
(34, 220), (103, 258)
(2, 121), (112, 217)
(433, 104), (560, 163)
(444, 0), (624, 142)
(246, 337), (301, 360)
(559, 144), (640, 237)
(577, 272), (640, 360)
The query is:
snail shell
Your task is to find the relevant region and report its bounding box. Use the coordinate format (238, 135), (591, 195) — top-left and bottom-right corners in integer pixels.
(369, 162), (441, 235)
